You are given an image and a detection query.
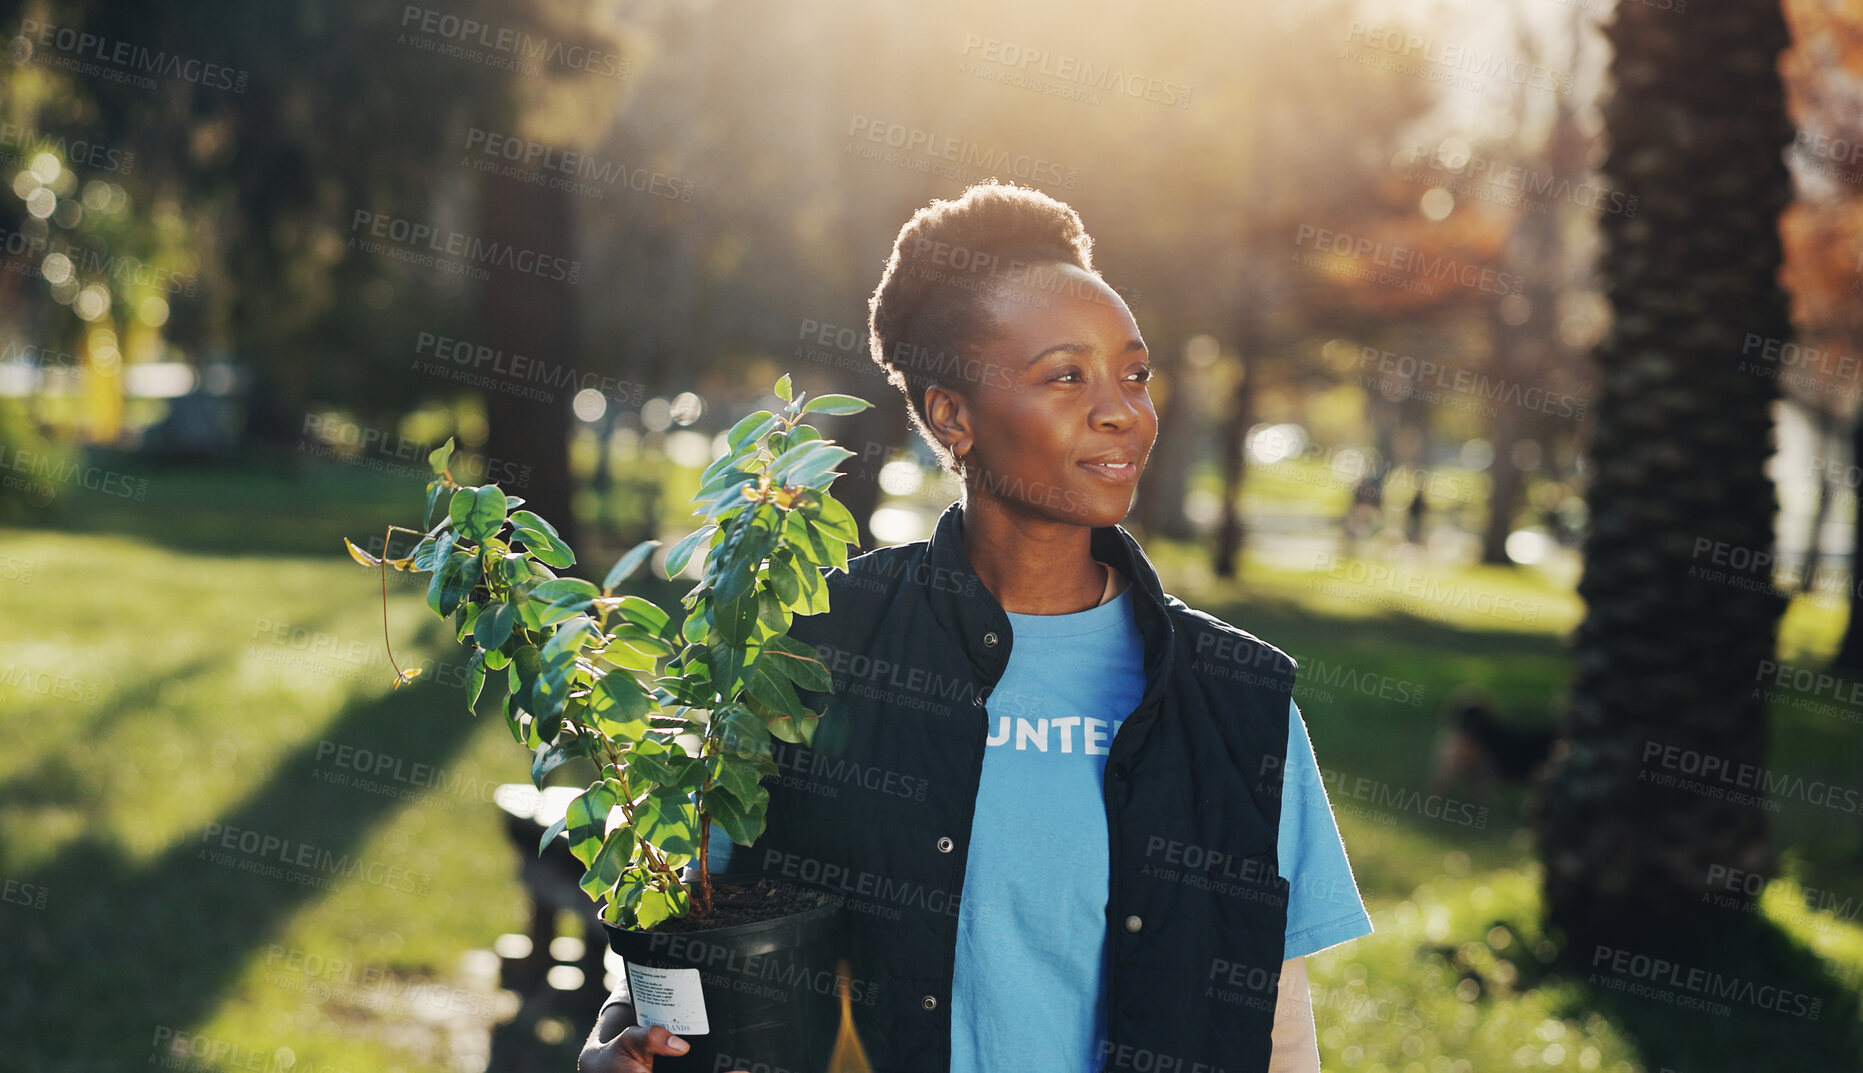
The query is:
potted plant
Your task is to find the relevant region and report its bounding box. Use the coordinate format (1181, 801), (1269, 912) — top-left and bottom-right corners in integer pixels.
(345, 373), (872, 1070)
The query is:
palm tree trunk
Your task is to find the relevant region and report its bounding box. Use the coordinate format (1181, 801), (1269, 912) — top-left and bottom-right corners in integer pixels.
(1531, 0), (1795, 955)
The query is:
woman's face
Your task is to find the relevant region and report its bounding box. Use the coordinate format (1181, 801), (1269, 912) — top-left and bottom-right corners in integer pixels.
(930, 261), (1157, 529)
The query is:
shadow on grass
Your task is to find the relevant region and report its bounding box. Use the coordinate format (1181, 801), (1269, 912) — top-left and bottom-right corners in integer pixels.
(6, 450), (424, 558)
(2, 674), (491, 1067)
(1205, 586), (1571, 664)
(1555, 916), (1863, 1070)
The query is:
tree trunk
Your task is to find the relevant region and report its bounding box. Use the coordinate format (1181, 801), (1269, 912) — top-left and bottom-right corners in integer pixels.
(1531, 0), (1794, 955)
(1214, 367), (1254, 579)
(478, 163), (579, 554)
(1136, 342), (1199, 541)
(1833, 412), (1863, 670)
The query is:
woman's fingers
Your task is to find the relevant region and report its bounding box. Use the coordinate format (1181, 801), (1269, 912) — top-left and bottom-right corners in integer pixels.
(615, 1024), (689, 1062)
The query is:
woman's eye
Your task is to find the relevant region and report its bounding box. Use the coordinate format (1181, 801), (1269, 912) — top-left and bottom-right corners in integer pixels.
(1054, 370), (1082, 383)
(1130, 367), (1153, 383)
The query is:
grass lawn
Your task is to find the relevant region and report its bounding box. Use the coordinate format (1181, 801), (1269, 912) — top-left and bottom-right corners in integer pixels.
(2, 455), (1859, 1071)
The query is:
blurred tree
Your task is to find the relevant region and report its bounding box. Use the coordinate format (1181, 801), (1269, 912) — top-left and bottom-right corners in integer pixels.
(1532, 0), (1796, 953)
(0, 0), (626, 538)
(1776, 0), (1863, 666)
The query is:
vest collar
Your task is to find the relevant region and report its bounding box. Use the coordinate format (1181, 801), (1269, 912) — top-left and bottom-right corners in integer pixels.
(918, 498), (1176, 714)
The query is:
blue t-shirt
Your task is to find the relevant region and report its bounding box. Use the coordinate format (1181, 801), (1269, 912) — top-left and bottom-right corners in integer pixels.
(704, 586), (1372, 1071)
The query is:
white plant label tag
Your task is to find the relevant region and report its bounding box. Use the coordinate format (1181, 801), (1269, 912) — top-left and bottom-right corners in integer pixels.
(625, 962), (711, 1035)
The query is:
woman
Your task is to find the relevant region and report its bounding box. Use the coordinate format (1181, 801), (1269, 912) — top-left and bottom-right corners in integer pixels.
(582, 181), (1371, 1073)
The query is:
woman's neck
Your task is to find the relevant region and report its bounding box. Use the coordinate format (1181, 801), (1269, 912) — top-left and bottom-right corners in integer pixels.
(957, 501), (1113, 615)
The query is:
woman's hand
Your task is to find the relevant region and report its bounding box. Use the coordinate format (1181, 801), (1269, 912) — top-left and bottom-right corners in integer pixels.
(577, 1000), (750, 1073)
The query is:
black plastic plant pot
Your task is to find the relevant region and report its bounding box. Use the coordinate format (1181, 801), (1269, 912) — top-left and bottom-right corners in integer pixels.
(602, 874), (847, 1073)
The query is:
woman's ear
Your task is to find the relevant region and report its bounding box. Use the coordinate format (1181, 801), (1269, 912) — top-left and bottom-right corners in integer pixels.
(923, 384), (971, 460)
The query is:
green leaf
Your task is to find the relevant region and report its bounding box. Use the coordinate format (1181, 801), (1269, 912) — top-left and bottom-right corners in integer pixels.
(433, 551), (479, 616)
(588, 672), (654, 739)
(635, 885), (681, 929)
(809, 491), (861, 543)
(680, 601), (712, 645)
(509, 509), (575, 568)
(423, 479), (444, 529)
(712, 507), (780, 606)
(625, 740), (698, 788)
(615, 595), (671, 638)
(579, 827), (633, 902)
(719, 704), (772, 757)
(756, 585), (789, 638)
(705, 783), (768, 847)
(603, 540), (661, 592)
(774, 372), (792, 401)
(565, 780), (620, 868)
(713, 589), (759, 646)
(465, 650), (487, 713)
(532, 577), (599, 607)
(454, 601), (482, 643)
(747, 661), (809, 722)
(768, 549), (802, 606)
(450, 485), (508, 543)
(665, 525), (718, 576)
(476, 601), (517, 650)
(726, 409), (781, 452)
(429, 437), (455, 475)
(783, 508), (830, 566)
(541, 614), (594, 665)
(635, 786), (700, 857)
(765, 440), (841, 486)
(413, 531), (453, 573)
(711, 753), (768, 803)
(762, 633), (831, 691)
(692, 471), (760, 517)
(799, 393), (872, 416)
(539, 594), (596, 626)
(532, 736), (586, 788)
(537, 813), (569, 855)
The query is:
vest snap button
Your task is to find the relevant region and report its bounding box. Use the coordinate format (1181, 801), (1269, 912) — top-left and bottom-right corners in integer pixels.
(922, 994), (938, 1010)
(973, 692), (986, 706)
(937, 836), (954, 853)
(983, 631), (998, 646)
(1124, 914), (1143, 933)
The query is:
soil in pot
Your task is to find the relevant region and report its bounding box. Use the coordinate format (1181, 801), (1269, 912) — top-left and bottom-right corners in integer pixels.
(604, 874), (850, 1073)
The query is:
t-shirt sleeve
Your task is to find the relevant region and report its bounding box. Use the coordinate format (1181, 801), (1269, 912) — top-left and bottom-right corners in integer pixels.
(1278, 698), (1374, 959)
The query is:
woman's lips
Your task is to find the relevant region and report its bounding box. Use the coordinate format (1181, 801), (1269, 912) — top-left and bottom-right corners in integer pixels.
(1078, 459), (1140, 484)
